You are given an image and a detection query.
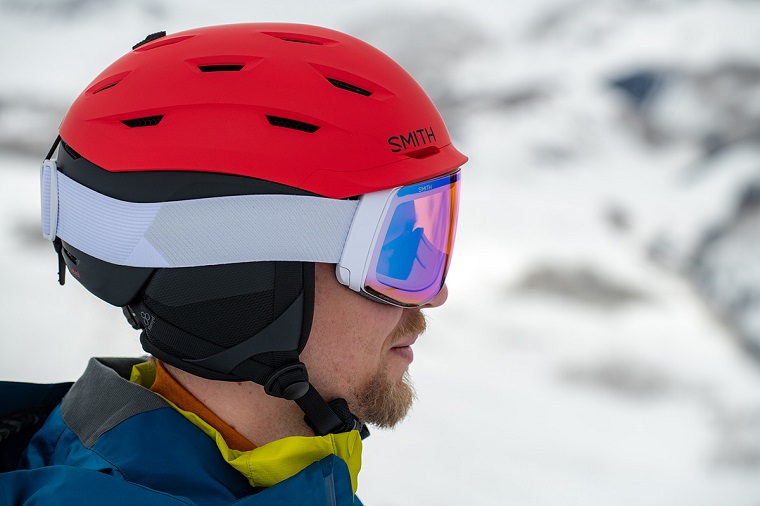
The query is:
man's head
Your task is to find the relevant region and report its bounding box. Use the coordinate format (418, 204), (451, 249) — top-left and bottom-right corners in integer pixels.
(41, 23), (466, 436)
(304, 263), (447, 428)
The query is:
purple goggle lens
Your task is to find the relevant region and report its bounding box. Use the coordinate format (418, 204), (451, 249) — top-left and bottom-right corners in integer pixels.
(363, 171), (460, 307)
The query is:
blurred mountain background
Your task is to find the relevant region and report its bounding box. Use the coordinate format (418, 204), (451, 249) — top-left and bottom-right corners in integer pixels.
(1, 0), (759, 504)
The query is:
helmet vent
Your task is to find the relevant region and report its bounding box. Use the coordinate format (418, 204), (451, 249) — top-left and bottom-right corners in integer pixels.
(93, 82), (119, 94)
(326, 78), (372, 97)
(280, 38), (322, 45)
(86, 71), (132, 96)
(198, 64), (245, 72)
(122, 115), (164, 128)
(405, 146), (440, 159)
(266, 115), (320, 133)
(260, 31), (339, 46)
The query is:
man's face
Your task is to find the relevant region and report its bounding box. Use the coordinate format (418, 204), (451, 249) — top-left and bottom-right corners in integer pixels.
(301, 262), (448, 428)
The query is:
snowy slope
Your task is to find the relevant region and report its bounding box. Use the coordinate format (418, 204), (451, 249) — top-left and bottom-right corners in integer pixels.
(1, 1), (760, 504)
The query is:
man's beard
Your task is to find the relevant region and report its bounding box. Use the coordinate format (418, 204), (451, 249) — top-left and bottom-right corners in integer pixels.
(356, 370), (416, 429)
(354, 310), (427, 428)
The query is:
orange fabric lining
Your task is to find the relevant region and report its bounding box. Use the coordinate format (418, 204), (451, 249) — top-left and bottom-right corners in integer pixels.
(150, 361), (256, 451)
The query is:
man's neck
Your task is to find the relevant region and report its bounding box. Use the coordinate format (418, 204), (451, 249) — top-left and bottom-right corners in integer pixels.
(162, 363), (315, 447)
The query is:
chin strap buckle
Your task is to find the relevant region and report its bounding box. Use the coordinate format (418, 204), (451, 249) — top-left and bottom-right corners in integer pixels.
(326, 398), (370, 439)
(263, 362), (372, 439)
(263, 363), (310, 400)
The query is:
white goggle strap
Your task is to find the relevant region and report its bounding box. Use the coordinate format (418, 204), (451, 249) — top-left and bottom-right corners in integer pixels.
(40, 160), (359, 268)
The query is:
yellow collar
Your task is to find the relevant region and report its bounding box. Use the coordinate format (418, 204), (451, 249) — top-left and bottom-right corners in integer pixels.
(130, 361), (362, 493)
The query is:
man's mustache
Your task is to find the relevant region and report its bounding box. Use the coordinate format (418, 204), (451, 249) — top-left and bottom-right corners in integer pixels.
(390, 310), (428, 346)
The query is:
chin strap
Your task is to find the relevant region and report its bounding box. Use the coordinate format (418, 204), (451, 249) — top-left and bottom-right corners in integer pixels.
(323, 397), (371, 440)
(263, 362), (370, 439)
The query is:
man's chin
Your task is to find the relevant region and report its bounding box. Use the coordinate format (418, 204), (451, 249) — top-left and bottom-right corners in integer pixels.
(354, 370), (416, 429)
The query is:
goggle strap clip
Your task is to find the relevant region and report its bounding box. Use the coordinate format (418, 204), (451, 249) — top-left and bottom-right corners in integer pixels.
(53, 238), (66, 286)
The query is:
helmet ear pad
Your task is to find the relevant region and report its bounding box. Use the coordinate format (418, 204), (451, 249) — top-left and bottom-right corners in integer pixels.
(137, 261), (315, 383)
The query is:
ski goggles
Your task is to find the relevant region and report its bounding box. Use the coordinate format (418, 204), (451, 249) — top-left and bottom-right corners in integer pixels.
(336, 170), (460, 307)
(41, 159), (460, 308)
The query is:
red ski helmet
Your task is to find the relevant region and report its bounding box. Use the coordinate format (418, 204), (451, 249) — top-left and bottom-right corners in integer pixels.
(60, 23), (465, 197)
(44, 23), (467, 436)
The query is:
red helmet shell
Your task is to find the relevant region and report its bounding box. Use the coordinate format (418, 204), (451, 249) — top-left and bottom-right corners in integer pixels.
(59, 23), (467, 198)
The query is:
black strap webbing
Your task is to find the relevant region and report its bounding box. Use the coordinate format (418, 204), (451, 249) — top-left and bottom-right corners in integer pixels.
(296, 385), (348, 436)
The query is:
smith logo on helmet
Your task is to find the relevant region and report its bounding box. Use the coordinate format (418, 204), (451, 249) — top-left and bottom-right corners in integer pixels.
(388, 127), (437, 153)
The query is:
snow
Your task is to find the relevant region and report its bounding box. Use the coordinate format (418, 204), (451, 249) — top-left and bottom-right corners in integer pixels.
(1, 0), (760, 504)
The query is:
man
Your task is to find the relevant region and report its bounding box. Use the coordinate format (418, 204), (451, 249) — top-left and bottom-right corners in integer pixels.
(0, 23), (466, 505)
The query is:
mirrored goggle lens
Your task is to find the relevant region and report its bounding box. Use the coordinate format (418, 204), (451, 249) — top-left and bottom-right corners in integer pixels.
(364, 171), (460, 307)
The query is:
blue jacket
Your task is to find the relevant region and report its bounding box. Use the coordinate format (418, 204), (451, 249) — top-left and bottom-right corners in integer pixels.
(0, 358), (361, 505)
